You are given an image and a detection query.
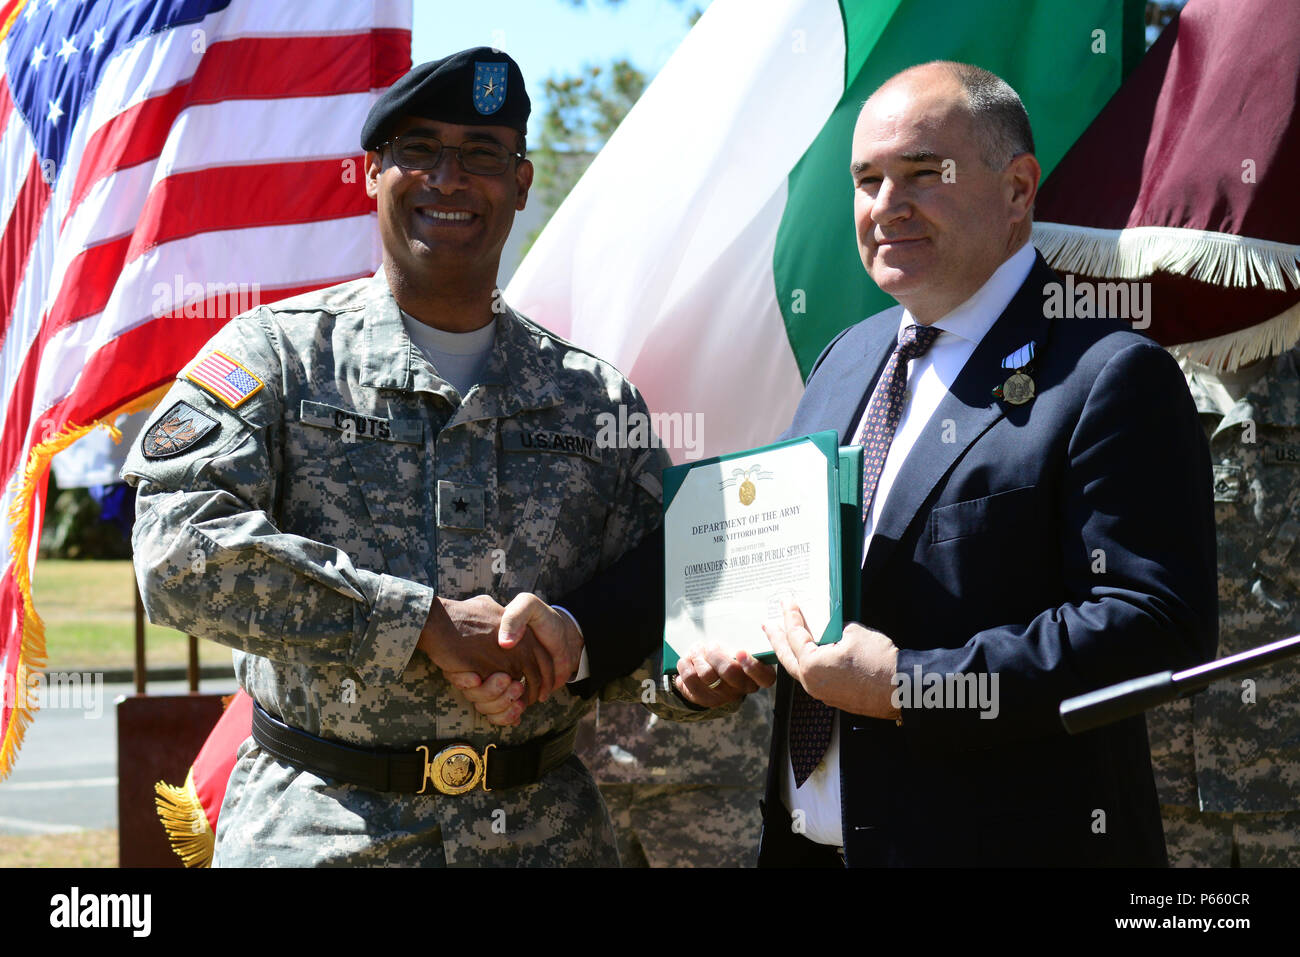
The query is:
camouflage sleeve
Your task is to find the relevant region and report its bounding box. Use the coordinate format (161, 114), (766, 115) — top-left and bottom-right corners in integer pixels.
(121, 311), (432, 687)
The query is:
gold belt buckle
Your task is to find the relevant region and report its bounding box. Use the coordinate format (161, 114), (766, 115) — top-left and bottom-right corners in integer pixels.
(416, 742), (496, 795)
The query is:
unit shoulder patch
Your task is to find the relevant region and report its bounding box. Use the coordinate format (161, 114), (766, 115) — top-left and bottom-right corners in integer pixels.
(142, 401), (220, 459)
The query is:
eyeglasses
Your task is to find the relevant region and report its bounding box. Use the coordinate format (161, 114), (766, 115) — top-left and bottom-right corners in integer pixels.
(379, 134), (523, 176)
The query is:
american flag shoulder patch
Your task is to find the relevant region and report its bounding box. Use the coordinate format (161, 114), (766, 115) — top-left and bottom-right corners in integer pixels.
(185, 351), (265, 409)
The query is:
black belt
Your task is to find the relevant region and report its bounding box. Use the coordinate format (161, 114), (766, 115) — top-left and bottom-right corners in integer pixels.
(251, 702), (577, 795)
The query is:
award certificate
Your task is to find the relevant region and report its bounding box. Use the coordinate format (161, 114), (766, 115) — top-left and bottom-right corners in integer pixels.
(662, 431), (847, 670)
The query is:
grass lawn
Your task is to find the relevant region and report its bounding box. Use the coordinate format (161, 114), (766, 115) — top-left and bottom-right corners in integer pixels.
(0, 830), (117, 867)
(30, 560), (232, 672)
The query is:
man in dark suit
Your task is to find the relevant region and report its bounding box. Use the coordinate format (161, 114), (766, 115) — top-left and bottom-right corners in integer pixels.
(667, 60), (1217, 867)
(464, 61), (1218, 867)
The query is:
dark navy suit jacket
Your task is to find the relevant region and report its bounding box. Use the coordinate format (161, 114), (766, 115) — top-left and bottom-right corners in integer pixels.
(758, 252), (1217, 866)
(563, 252), (1218, 866)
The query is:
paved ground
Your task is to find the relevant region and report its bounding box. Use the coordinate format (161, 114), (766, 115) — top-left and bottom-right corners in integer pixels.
(0, 677), (238, 835)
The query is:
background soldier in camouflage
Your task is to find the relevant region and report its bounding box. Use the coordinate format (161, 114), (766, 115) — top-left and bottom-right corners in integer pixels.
(1147, 346), (1300, 867)
(123, 48), (713, 868)
(577, 689), (772, 867)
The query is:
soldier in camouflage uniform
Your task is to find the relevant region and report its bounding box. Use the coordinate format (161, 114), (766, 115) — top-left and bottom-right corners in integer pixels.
(577, 689), (772, 867)
(122, 48), (712, 867)
(1146, 346), (1300, 867)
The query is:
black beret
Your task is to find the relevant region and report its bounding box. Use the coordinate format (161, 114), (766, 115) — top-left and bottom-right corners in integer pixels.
(361, 47), (530, 149)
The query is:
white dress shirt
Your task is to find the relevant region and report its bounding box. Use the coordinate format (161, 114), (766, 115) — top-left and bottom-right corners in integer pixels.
(779, 243), (1036, 848)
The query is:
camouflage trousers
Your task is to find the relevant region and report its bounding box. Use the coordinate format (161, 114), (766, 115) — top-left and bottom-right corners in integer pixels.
(1162, 804), (1300, 867)
(599, 782), (763, 868)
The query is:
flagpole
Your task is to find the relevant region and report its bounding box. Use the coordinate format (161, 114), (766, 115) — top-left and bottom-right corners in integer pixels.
(1060, 634), (1300, 733)
(134, 580), (146, 696)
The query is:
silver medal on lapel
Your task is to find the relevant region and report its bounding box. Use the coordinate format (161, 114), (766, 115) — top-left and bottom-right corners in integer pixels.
(996, 341), (1037, 406)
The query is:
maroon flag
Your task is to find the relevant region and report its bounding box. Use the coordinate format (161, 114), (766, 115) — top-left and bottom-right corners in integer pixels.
(1034, 0), (1300, 368)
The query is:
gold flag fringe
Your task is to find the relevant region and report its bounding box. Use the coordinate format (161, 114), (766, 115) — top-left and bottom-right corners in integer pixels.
(0, 383), (169, 780)
(155, 768), (215, 868)
(1033, 223), (1300, 291)
(153, 692), (237, 868)
(0, 420), (117, 780)
(0, 1), (29, 46)
(1169, 298), (1300, 373)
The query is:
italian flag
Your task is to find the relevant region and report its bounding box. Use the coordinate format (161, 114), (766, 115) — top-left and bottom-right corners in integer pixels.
(506, 0), (1144, 460)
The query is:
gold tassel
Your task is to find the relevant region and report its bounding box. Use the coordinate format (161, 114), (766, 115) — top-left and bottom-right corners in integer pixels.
(151, 692), (240, 867)
(1, 420), (116, 778)
(154, 768), (215, 868)
(0, 2), (29, 45)
(0, 383), (169, 780)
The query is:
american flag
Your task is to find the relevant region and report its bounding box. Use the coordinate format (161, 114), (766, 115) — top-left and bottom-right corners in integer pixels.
(0, 0), (412, 777)
(186, 350), (262, 408)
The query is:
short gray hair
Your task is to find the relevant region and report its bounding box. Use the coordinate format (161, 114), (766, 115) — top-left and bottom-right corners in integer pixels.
(883, 61), (1034, 169)
(937, 61), (1034, 169)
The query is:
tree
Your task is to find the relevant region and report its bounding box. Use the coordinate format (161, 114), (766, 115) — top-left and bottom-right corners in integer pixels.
(1146, 0), (1187, 48)
(522, 1), (704, 250)
(525, 59), (647, 251)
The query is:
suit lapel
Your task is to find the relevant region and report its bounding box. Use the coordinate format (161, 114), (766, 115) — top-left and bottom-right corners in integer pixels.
(828, 310), (899, 444)
(861, 256), (1056, 583)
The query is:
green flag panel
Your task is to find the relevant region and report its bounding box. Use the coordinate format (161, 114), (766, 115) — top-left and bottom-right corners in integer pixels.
(775, 0), (1143, 378)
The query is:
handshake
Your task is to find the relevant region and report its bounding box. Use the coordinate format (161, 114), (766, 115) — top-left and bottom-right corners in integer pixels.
(418, 593), (776, 726)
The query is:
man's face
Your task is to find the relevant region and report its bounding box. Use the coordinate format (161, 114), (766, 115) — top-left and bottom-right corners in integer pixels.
(365, 115), (532, 281)
(851, 75), (1027, 321)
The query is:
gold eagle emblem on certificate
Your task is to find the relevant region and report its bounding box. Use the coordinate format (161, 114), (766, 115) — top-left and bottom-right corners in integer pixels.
(739, 478), (756, 505)
(720, 465), (773, 506)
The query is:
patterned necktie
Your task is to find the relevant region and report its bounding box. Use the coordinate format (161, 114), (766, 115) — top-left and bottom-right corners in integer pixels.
(788, 322), (941, 788)
(855, 323), (942, 521)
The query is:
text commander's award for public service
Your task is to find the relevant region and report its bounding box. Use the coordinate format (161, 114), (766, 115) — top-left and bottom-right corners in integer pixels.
(661, 430), (863, 671)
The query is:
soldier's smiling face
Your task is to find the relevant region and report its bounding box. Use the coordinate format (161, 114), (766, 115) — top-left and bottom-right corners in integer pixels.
(365, 114), (532, 284)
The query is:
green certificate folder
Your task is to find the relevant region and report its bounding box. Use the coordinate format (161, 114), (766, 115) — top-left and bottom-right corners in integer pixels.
(838, 444), (863, 622)
(661, 431), (863, 672)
